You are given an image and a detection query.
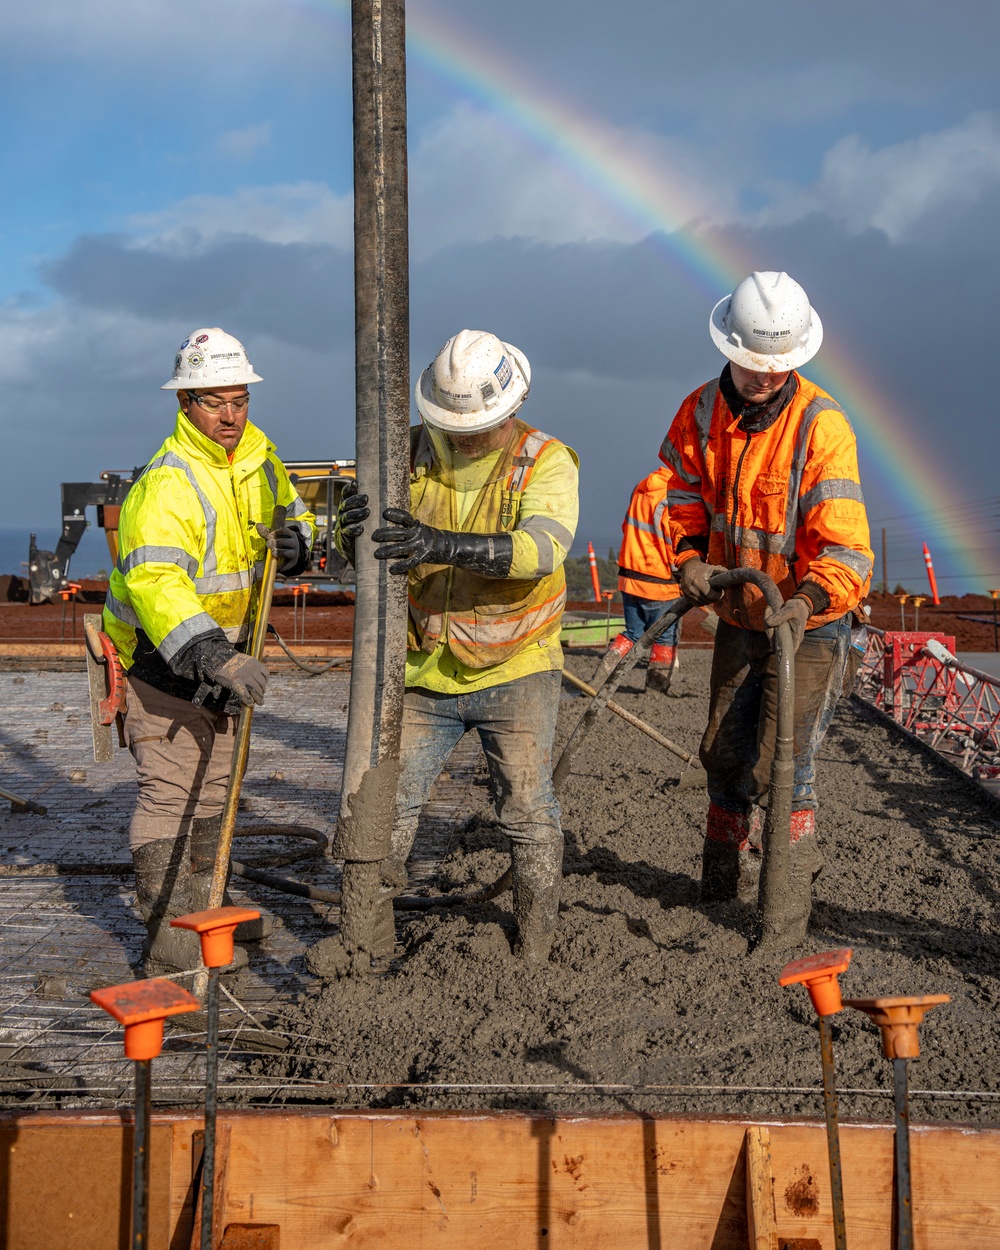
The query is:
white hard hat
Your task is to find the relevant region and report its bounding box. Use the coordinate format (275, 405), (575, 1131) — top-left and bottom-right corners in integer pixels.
(161, 328), (263, 390)
(415, 329), (530, 433)
(709, 272), (822, 372)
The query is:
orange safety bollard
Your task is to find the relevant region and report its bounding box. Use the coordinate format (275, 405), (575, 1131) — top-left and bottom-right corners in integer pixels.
(780, 949), (853, 1250)
(91, 979), (200, 1249)
(843, 994), (950, 1250)
(172, 907), (261, 1250)
(58, 581), (83, 641)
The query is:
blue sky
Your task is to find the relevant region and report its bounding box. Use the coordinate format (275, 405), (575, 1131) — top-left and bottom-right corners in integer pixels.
(3, 0), (999, 589)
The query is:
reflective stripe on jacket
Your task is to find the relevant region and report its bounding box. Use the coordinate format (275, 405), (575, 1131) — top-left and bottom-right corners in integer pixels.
(617, 466), (681, 601)
(407, 420), (575, 669)
(103, 411), (315, 670)
(659, 373), (873, 631)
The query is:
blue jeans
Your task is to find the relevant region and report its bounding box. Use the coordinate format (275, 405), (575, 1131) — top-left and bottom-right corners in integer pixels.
(391, 671), (563, 865)
(701, 616), (853, 814)
(621, 593), (681, 647)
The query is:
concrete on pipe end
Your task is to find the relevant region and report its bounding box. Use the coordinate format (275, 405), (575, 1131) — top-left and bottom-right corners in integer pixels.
(843, 994), (950, 1059)
(91, 978), (201, 1060)
(779, 948), (852, 1017)
(172, 906), (262, 969)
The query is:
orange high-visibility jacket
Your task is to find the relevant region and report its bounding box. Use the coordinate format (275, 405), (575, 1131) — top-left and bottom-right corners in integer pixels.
(616, 467), (681, 601)
(659, 373), (873, 631)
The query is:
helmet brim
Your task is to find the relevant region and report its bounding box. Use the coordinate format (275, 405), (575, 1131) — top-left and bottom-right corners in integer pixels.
(161, 370), (263, 390)
(709, 296), (823, 372)
(414, 341), (530, 433)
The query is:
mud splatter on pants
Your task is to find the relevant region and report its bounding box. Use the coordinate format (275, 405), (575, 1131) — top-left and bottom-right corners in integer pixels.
(700, 615), (859, 837)
(391, 671), (562, 865)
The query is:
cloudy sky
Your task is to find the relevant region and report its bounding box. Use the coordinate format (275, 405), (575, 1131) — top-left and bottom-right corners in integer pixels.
(3, 0), (999, 591)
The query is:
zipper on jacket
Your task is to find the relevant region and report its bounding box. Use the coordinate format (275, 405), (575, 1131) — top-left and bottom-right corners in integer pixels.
(729, 430), (751, 562)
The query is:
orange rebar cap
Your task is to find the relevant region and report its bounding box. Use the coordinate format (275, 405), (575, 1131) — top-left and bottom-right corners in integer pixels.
(778, 948), (853, 1017)
(843, 994), (950, 1059)
(90, 978), (201, 1061)
(171, 906), (261, 969)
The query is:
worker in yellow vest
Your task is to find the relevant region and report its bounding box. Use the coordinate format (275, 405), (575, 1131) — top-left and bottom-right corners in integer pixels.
(338, 329), (579, 961)
(104, 328), (315, 975)
(592, 466), (682, 693)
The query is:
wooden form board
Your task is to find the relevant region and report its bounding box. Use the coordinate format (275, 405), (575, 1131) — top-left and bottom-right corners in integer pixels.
(3, 1109), (1000, 1249)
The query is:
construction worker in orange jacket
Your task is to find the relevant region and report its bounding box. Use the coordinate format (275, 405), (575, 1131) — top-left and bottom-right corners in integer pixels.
(592, 466), (682, 694)
(660, 271), (873, 947)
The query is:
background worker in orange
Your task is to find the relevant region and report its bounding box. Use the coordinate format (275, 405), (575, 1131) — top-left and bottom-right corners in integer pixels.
(592, 466), (682, 693)
(660, 271), (873, 945)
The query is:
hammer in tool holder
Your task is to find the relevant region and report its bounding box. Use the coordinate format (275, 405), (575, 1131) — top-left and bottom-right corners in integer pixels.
(843, 993), (950, 1250)
(91, 978), (200, 1249)
(172, 906), (261, 1250)
(84, 613), (126, 763)
(780, 948), (853, 1250)
(192, 504), (285, 999)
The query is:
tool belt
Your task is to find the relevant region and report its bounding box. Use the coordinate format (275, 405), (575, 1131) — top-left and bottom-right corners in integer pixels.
(83, 614), (127, 761)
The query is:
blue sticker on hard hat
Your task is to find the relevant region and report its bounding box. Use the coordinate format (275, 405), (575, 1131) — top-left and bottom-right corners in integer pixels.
(494, 355), (513, 390)
(179, 339), (190, 350)
(187, 352), (204, 368)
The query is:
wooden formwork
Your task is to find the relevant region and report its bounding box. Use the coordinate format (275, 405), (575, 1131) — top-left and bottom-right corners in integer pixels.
(3, 1108), (999, 1248)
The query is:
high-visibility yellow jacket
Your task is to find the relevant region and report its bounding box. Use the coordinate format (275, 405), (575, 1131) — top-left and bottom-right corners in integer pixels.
(617, 467), (681, 601)
(103, 411), (315, 697)
(404, 419), (579, 693)
(660, 372), (872, 631)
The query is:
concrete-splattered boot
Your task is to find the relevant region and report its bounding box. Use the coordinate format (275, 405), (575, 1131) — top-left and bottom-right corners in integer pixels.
(189, 815), (273, 942)
(698, 803), (760, 904)
(132, 837), (205, 976)
(590, 633), (633, 691)
(645, 643), (677, 695)
(510, 841), (563, 962)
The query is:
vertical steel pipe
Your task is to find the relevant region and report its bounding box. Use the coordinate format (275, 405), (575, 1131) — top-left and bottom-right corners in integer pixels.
(818, 1015), (848, 1250)
(335, 0), (411, 952)
(132, 1058), (152, 1250)
(200, 967), (221, 1250)
(893, 1057), (913, 1250)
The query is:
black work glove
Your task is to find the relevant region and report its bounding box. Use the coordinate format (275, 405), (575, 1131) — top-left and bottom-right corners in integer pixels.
(371, 509), (513, 577)
(677, 558), (726, 605)
(207, 652), (270, 707)
(255, 523), (304, 574)
(335, 480), (370, 566)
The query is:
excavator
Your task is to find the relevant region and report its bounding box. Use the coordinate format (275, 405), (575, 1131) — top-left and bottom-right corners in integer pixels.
(27, 459), (357, 605)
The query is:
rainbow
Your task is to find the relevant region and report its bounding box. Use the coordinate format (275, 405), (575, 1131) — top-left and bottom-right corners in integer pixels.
(284, 0), (994, 589)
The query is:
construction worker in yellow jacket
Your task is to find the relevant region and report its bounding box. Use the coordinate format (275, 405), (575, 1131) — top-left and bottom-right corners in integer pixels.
(660, 273), (872, 944)
(103, 328), (315, 975)
(337, 329), (579, 961)
(592, 466), (682, 694)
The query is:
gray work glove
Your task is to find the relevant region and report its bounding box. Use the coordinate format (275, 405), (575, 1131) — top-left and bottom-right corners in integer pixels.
(255, 523), (303, 574)
(208, 652), (270, 707)
(335, 481), (370, 565)
(764, 595), (812, 652)
(677, 558), (726, 605)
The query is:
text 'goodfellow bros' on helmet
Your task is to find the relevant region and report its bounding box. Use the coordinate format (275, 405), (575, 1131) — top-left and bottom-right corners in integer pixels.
(709, 272), (823, 373)
(161, 328), (264, 390)
(415, 329), (531, 434)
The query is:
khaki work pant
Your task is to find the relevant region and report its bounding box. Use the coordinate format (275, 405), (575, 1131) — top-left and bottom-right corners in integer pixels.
(124, 675), (238, 850)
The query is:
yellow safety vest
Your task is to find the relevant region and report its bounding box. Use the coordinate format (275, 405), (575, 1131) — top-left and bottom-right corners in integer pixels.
(407, 420), (569, 669)
(104, 411), (314, 670)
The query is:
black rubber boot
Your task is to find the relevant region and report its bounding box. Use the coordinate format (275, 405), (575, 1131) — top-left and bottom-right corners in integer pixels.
(189, 816), (273, 942)
(645, 663), (674, 694)
(697, 839), (761, 905)
(510, 842), (562, 963)
(132, 837), (214, 976)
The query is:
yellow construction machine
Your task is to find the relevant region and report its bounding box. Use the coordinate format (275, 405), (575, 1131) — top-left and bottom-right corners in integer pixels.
(27, 459), (357, 604)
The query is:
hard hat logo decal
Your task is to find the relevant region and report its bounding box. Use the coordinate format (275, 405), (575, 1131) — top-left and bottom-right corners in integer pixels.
(187, 352), (205, 368)
(174, 353), (183, 369)
(494, 355), (513, 390)
(179, 339), (190, 350)
(195, 334), (210, 345)
(480, 381), (496, 401)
